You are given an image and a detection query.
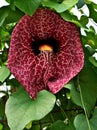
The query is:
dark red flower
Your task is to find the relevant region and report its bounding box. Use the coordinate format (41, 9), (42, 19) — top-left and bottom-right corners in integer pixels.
(8, 8), (84, 99)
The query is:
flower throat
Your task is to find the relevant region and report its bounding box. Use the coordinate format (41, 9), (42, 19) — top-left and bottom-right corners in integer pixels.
(32, 38), (59, 55)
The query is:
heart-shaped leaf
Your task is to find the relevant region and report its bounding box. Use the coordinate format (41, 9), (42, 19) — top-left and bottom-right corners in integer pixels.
(74, 108), (97, 130)
(5, 87), (56, 130)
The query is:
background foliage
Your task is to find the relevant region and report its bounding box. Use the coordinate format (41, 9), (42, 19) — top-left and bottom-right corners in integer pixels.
(0, 0), (97, 130)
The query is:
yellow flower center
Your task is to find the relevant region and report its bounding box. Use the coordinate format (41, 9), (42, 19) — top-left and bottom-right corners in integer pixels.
(39, 44), (53, 51)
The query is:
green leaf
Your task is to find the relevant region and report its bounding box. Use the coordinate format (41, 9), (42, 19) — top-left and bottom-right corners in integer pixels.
(0, 66), (10, 82)
(79, 15), (88, 28)
(74, 114), (89, 130)
(41, 0), (78, 13)
(0, 6), (24, 25)
(0, 11), (8, 26)
(0, 123), (3, 130)
(5, 87), (56, 130)
(14, 0), (41, 16)
(30, 124), (40, 130)
(60, 11), (78, 23)
(82, 30), (97, 49)
(92, 2), (97, 9)
(89, 56), (97, 67)
(85, 0), (92, 4)
(60, 11), (72, 21)
(65, 66), (97, 116)
(87, 3), (97, 23)
(47, 120), (75, 130)
(61, 12), (88, 28)
(47, 120), (65, 130)
(76, 0), (85, 8)
(25, 121), (32, 129)
(65, 81), (82, 107)
(5, 0), (11, 4)
(74, 108), (97, 130)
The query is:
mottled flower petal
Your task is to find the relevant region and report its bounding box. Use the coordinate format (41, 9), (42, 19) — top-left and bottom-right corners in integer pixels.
(47, 21), (84, 93)
(8, 8), (84, 99)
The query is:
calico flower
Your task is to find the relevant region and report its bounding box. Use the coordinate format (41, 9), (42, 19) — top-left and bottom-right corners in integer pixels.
(8, 8), (84, 99)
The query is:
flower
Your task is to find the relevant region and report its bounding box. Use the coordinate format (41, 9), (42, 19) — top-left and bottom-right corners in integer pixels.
(8, 8), (84, 99)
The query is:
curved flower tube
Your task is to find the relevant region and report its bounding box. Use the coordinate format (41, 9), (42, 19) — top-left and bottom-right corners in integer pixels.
(8, 8), (84, 99)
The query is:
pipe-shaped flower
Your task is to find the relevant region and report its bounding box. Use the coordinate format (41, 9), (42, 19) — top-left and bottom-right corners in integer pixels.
(8, 8), (84, 99)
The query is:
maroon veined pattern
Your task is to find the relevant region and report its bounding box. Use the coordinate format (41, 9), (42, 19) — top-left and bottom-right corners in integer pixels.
(7, 8), (84, 99)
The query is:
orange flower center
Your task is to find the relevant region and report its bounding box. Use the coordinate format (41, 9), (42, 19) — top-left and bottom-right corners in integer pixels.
(39, 44), (53, 51)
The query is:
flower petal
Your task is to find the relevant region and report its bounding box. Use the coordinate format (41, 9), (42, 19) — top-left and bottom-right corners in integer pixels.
(48, 19), (84, 93)
(30, 8), (57, 39)
(7, 15), (39, 98)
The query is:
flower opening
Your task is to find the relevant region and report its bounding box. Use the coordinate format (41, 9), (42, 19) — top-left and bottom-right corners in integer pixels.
(32, 37), (59, 55)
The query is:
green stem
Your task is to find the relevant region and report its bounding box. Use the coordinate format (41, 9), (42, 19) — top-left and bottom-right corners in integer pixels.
(50, 113), (55, 123)
(77, 75), (91, 130)
(59, 105), (70, 124)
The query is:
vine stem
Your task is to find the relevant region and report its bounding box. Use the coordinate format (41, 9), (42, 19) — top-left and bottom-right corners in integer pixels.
(50, 113), (55, 123)
(59, 105), (71, 124)
(77, 75), (91, 130)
